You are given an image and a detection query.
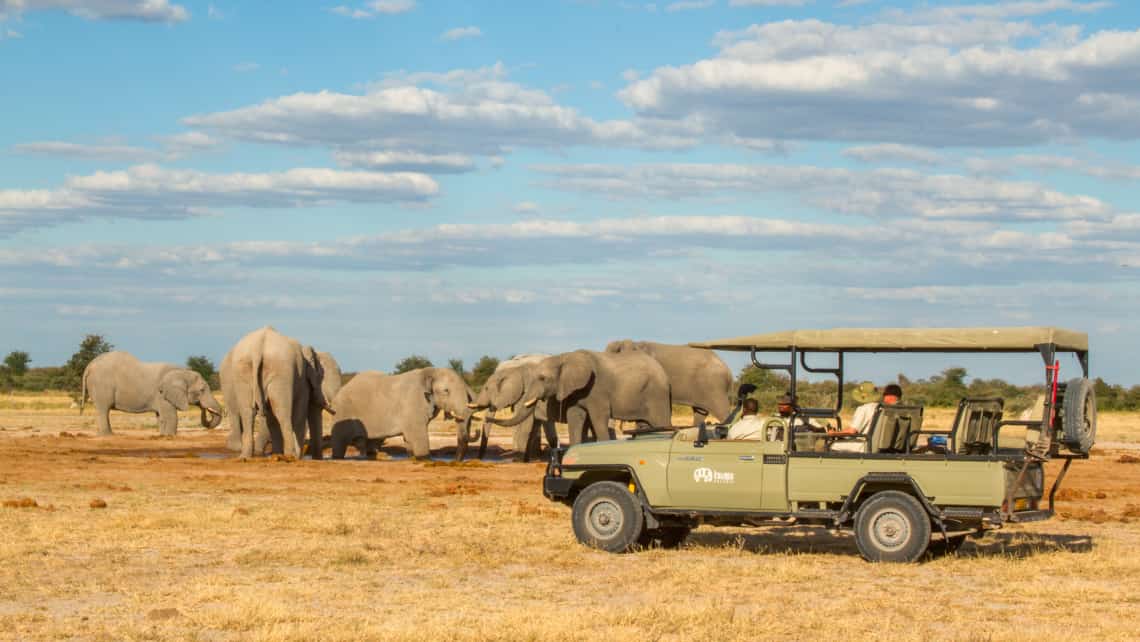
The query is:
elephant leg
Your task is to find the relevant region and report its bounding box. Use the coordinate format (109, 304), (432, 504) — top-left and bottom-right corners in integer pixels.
(565, 406), (588, 445)
(307, 405), (323, 460)
(586, 405), (613, 442)
(158, 406), (178, 437)
(226, 424), (243, 451)
(254, 425), (271, 455)
(95, 401), (113, 436)
(511, 420), (531, 462)
(523, 418), (542, 462)
(405, 424), (431, 460)
(542, 417), (559, 450)
(240, 406), (257, 459)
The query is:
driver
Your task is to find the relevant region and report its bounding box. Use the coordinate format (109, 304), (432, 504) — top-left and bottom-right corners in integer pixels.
(727, 398), (765, 440)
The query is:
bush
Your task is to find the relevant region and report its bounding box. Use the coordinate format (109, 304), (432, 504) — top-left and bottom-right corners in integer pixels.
(393, 355), (433, 374)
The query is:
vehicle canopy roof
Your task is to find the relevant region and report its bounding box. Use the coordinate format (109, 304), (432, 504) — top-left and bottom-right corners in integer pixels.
(689, 326), (1088, 353)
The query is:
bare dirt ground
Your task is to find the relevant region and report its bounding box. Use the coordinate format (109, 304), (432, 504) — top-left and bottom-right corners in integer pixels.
(1, 395), (1139, 640)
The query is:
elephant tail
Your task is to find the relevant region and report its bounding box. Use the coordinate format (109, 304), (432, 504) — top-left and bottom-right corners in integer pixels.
(79, 366), (89, 415)
(249, 334), (269, 419)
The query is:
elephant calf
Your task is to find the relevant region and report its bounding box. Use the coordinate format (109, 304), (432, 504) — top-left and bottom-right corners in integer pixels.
(329, 368), (473, 460)
(81, 351), (223, 436)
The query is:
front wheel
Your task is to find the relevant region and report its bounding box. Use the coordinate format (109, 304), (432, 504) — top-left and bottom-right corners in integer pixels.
(571, 481), (645, 553)
(853, 491), (931, 563)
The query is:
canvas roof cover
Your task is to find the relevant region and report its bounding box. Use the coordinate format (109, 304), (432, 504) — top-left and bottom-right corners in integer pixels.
(689, 327), (1088, 353)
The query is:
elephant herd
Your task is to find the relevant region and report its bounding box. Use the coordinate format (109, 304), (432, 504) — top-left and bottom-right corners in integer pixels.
(79, 327), (735, 462)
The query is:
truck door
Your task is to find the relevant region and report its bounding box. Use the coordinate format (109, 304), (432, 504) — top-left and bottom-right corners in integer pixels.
(758, 438), (789, 512)
(666, 431), (766, 510)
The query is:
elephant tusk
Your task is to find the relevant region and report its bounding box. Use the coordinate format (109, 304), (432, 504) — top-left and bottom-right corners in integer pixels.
(466, 402), (480, 409)
(524, 398), (538, 408)
(206, 407), (223, 417)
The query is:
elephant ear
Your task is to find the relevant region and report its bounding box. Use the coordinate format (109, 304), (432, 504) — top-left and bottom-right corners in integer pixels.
(159, 371), (190, 411)
(557, 352), (593, 401)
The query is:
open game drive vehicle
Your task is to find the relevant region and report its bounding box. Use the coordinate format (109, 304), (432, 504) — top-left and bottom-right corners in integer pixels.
(543, 327), (1096, 562)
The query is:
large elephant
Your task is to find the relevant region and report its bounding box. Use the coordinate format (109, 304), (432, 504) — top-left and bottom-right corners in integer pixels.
(605, 339), (733, 423)
(490, 350), (671, 446)
(80, 351), (223, 436)
(464, 354), (560, 462)
(225, 350), (343, 456)
(329, 368), (473, 460)
(219, 326), (334, 459)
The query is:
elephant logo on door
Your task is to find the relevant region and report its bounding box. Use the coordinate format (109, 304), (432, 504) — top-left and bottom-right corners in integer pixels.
(693, 467), (734, 484)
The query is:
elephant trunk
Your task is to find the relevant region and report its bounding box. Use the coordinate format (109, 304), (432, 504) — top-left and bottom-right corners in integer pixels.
(199, 398), (224, 429)
(487, 400), (537, 428)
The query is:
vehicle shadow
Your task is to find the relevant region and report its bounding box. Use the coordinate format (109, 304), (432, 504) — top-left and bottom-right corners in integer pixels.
(686, 525), (858, 557)
(685, 526), (1095, 560)
(957, 531), (1094, 559)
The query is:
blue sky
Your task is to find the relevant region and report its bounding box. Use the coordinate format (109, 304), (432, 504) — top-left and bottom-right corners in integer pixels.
(1, 0), (1139, 385)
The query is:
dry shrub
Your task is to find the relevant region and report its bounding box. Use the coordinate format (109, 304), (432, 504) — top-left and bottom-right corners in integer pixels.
(332, 551), (369, 567)
(426, 482), (487, 497)
(90, 498), (107, 509)
(1119, 454), (1140, 464)
(3, 497), (38, 508)
(1056, 488), (1110, 500)
(147, 608), (180, 621)
(512, 500), (560, 518)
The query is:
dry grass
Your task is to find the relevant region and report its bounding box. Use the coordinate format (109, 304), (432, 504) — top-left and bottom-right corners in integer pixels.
(1, 395), (1138, 640)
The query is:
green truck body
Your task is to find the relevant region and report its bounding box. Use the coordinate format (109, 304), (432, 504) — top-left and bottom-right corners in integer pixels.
(541, 327), (1093, 562)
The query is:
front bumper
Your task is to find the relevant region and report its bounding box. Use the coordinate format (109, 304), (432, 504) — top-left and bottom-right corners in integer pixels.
(543, 476), (575, 500)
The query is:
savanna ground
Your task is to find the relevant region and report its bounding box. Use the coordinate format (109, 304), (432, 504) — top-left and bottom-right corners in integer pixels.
(1, 393), (1139, 641)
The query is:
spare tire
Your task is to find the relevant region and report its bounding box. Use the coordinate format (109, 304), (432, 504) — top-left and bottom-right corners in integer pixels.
(1061, 378), (1097, 454)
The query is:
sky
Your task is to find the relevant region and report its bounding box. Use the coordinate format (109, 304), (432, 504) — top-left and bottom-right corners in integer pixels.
(1, 0), (1138, 385)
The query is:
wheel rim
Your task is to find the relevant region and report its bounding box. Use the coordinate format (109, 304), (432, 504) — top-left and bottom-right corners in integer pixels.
(869, 508), (912, 552)
(584, 498), (624, 541)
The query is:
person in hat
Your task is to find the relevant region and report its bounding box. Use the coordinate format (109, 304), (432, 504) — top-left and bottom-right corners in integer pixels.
(829, 382), (903, 452)
(727, 397), (765, 440)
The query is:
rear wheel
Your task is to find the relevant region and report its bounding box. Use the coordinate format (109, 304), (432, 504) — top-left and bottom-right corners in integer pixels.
(1061, 378), (1097, 454)
(571, 481), (645, 553)
(854, 491), (931, 563)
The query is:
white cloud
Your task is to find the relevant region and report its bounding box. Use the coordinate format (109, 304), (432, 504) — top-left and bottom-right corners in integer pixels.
(512, 201), (540, 214)
(900, 1), (1110, 21)
(441, 25), (481, 41)
(12, 133), (222, 161)
(333, 150), (476, 174)
(0, 164), (438, 235)
(533, 162), (1112, 222)
(619, 15), (1140, 147)
(965, 154), (1140, 181)
(844, 144), (946, 166)
(368, 0), (414, 13)
(183, 64), (700, 160)
(11, 140), (161, 161)
(1, 0), (189, 22)
(666, 0), (714, 12)
(730, 0), (812, 6)
(331, 0), (414, 19)
(232, 61), (259, 73)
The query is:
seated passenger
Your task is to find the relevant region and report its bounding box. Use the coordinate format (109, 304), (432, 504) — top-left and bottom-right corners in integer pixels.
(779, 392), (826, 433)
(727, 398), (764, 440)
(829, 383), (902, 452)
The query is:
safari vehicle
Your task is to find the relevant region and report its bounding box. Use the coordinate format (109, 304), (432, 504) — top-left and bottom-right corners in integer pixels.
(543, 327), (1096, 562)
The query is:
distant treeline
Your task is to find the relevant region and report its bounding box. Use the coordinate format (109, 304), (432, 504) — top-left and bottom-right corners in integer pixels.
(3, 337), (1138, 411)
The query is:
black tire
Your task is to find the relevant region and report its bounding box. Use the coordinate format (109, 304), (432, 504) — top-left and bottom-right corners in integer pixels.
(571, 481), (645, 553)
(853, 491), (931, 563)
(1062, 377), (1097, 454)
(927, 534), (967, 558)
(639, 526), (691, 550)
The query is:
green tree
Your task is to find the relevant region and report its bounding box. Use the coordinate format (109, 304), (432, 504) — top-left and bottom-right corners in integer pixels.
(393, 355), (433, 374)
(64, 334), (113, 399)
(448, 358), (465, 374)
(186, 355), (217, 388)
(469, 355), (500, 391)
(3, 351), (30, 378)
